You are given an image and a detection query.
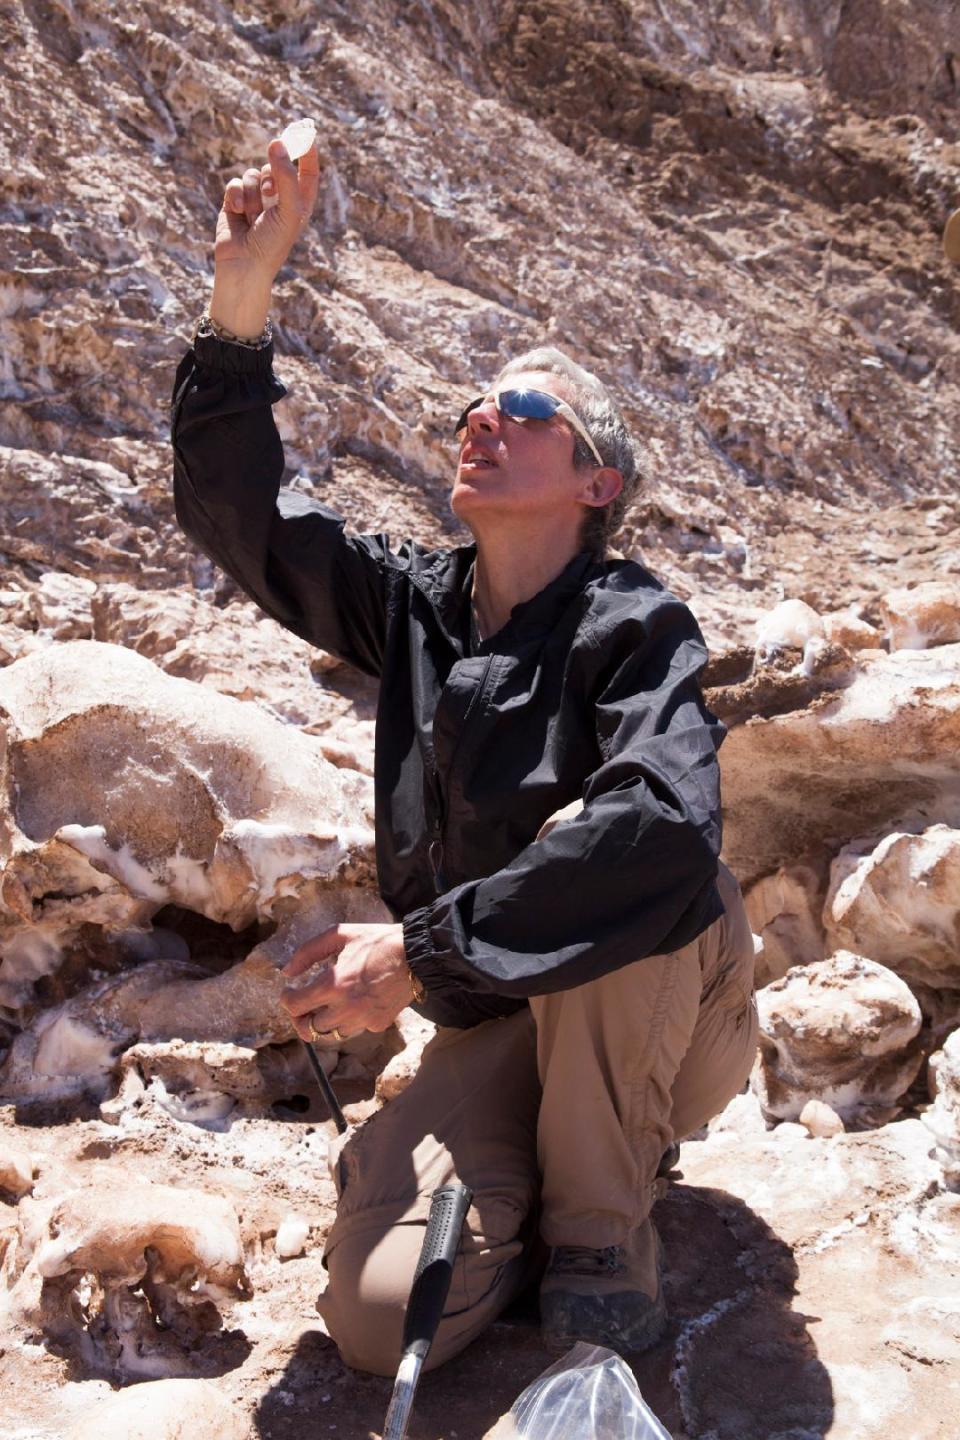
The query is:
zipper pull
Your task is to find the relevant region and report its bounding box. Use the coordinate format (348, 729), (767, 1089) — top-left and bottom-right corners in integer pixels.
(429, 838), (446, 891)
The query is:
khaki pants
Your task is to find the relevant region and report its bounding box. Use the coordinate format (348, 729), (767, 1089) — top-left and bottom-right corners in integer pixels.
(318, 863), (758, 1376)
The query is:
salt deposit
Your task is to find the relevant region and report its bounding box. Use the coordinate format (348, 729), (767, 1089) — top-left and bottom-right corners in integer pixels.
(275, 1213), (310, 1259)
(753, 598), (823, 656)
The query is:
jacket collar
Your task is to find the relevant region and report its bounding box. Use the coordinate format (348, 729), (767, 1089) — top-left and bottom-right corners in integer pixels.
(415, 545), (599, 654)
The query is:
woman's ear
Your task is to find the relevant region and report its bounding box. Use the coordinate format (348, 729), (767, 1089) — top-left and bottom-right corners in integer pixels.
(578, 467), (623, 509)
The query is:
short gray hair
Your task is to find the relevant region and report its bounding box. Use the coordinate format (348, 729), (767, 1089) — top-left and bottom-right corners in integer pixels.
(494, 347), (641, 556)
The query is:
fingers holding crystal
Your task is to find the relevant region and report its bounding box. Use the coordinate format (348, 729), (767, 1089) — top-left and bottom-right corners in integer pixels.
(260, 161), (278, 210)
(223, 175), (246, 216)
(241, 166), (265, 224)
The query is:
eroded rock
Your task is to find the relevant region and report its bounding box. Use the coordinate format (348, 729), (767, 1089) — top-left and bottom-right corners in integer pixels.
(744, 864), (826, 985)
(2, 0), (960, 1433)
(799, 1098), (845, 1139)
(753, 951), (925, 1125)
(91, 583), (351, 727)
(0, 1142), (33, 1199)
(824, 826), (960, 1022)
(754, 598), (823, 657)
(721, 645), (960, 889)
(375, 1008), (437, 1102)
(881, 581), (960, 651)
(822, 606), (883, 652)
(0, 642), (387, 1101)
(15, 1179), (249, 1380)
(274, 1213), (310, 1260)
(925, 1029), (960, 1192)
(63, 1378), (248, 1440)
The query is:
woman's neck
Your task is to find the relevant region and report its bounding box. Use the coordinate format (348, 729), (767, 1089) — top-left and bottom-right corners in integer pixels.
(471, 527), (584, 640)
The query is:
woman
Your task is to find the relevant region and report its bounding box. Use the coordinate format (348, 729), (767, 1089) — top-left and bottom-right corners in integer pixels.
(172, 133), (758, 1372)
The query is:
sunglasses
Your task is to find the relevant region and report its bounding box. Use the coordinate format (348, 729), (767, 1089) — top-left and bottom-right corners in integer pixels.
(454, 387), (604, 467)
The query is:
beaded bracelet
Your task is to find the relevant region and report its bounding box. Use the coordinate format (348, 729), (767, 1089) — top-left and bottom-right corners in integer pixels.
(195, 313), (274, 350)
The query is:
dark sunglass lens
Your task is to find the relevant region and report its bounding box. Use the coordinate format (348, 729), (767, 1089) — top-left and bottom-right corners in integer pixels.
(454, 397), (484, 435)
(500, 389), (561, 421)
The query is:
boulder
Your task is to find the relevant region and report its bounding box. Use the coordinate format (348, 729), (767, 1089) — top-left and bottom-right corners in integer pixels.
(753, 598), (823, 658)
(0, 1143), (33, 1199)
(63, 1378), (247, 1439)
(753, 951), (925, 1125)
(743, 864), (825, 985)
(0, 643), (387, 1100)
(881, 581), (960, 651)
(823, 826), (960, 1020)
(721, 645), (960, 889)
(822, 606), (882, 652)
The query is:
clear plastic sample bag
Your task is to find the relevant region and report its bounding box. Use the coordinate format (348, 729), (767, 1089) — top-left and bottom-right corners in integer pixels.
(487, 1342), (672, 1440)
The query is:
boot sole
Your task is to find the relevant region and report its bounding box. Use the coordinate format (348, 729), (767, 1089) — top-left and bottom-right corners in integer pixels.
(540, 1288), (668, 1355)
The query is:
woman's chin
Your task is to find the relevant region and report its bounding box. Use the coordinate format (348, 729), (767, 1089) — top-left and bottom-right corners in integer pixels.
(450, 485), (494, 520)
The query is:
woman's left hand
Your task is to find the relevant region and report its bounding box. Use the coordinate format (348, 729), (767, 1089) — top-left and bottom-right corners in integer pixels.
(280, 923), (415, 1041)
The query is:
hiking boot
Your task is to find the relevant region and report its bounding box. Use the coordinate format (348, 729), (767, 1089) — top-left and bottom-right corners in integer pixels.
(539, 1218), (666, 1354)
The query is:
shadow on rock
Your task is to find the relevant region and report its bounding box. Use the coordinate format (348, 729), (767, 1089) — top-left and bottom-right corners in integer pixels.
(40, 1279), (254, 1386)
(253, 1328), (390, 1438)
(252, 1182), (833, 1440)
(632, 1181), (835, 1439)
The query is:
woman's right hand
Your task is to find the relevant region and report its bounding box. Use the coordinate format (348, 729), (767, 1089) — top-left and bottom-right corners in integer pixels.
(209, 137), (321, 339)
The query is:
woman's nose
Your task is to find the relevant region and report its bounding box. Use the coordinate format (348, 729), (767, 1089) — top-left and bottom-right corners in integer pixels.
(466, 396), (499, 434)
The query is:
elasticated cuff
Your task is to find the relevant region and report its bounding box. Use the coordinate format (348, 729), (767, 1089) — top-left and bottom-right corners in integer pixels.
(191, 331), (280, 379)
(402, 905), (446, 995)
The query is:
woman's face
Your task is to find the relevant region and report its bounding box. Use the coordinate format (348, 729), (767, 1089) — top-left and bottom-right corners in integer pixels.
(450, 371), (603, 532)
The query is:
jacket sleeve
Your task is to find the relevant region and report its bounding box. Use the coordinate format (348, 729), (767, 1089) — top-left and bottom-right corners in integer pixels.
(402, 599), (725, 1003)
(171, 333), (391, 677)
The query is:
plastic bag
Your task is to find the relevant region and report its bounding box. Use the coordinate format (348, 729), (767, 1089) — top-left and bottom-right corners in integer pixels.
(485, 1342), (672, 1439)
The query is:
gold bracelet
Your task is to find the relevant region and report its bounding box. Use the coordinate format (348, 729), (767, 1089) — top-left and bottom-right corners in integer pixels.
(196, 313), (274, 350)
(406, 964), (427, 1005)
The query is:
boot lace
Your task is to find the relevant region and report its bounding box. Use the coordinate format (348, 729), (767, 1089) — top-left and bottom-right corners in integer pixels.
(548, 1244), (626, 1277)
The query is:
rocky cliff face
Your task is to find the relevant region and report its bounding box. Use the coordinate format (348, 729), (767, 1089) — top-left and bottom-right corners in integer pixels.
(2, 2), (959, 1438)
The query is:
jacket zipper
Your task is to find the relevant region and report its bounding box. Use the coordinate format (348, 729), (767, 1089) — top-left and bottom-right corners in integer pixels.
(429, 653), (496, 893)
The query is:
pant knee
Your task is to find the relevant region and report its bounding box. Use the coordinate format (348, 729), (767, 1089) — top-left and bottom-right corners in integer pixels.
(317, 1227), (415, 1375)
(318, 1208), (532, 1376)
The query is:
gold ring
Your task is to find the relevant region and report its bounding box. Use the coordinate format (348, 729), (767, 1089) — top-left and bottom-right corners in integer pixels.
(309, 1016), (345, 1044)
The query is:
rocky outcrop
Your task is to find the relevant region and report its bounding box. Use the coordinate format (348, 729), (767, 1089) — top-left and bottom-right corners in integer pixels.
(0, 642), (389, 1107)
(2, 0), (959, 659)
(720, 644), (960, 889)
(743, 863), (825, 984)
(753, 951), (925, 1124)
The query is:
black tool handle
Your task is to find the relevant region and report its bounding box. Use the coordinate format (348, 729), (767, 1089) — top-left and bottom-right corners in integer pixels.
(301, 1038), (348, 1134)
(401, 1182), (473, 1361)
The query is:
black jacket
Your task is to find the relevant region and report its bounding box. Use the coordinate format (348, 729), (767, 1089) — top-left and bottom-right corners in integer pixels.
(172, 335), (725, 1028)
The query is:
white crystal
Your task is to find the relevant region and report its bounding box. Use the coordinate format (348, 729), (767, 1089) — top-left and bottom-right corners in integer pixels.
(279, 118), (317, 160)
(275, 1213), (310, 1259)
